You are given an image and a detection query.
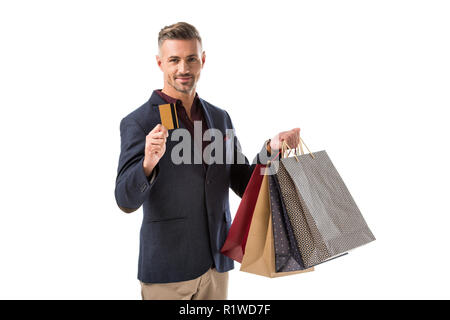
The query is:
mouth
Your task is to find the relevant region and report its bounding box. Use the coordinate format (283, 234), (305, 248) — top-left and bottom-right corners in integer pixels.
(176, 76), (193, 82)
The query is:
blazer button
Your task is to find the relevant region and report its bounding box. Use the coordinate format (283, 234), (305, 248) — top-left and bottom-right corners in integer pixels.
(206, 180), (211, 185)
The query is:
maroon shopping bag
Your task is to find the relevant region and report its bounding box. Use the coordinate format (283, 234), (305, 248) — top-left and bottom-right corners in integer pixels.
(220, 164), (266, 263)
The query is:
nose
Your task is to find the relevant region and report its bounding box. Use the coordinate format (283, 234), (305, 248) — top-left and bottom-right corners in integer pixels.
(178, 60), (189, 74)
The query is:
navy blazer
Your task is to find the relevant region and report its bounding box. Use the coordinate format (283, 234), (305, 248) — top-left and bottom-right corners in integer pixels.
(114, 91), (269, 283)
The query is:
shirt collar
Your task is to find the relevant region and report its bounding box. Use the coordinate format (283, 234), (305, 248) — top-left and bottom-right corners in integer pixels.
(154, 89), (200, 109)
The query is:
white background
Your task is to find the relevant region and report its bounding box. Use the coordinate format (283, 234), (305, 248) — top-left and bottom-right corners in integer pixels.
(0, 0), (449, 300)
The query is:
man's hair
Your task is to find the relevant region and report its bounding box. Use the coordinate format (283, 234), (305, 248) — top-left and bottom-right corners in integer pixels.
(158, 22), (202, 50)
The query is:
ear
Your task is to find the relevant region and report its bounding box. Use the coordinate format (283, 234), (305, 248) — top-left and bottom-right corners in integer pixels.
(201, 51), (206, 68)
(156, 54), (163, 71)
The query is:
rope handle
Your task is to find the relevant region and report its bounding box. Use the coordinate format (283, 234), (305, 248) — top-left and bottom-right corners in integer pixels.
(268, 133), (315, 168)
(282, 135), (315, 160)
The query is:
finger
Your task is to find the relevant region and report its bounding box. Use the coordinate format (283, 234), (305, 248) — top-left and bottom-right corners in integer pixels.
(287, 136), (297, 148)
(150, 124), (163, 134)
(291, 133), (299, 145)
(294, 128), (300, 143)
(152, 131), (167, 138)
(152, 133), (167, 140)
(289, 139), (296, 148)
(148, 135), (166, 142)
(149, 136), (166, 141)
(149, 139), (166, 146)
(148, 133), (165, 139)
(151, 142), (163, 149)
(150, 146), (162, 154)
(146, 143), (161, 150)
(157, 130), (169, 139)
(148, 137), (166, 145)
(160, 125), (169, 138)
(149, 138), (166, 146)
(281, 135), (292, 148)
(278, 136), (286, 148)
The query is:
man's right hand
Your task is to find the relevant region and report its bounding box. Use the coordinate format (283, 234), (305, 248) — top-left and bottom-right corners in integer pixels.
(143, 124), (169, 177)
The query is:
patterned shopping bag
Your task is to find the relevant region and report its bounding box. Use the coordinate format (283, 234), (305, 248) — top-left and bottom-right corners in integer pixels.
(268, 169), (306, 272)
(275, 138), (375, 268)
(240, 166), (314, 277)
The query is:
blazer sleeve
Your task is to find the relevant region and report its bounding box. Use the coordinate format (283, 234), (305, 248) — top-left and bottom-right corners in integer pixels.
(225, 111), (271, 198)
(114, 117), (160, 213)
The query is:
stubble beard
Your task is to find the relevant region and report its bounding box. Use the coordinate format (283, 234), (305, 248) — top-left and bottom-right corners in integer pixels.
(169, 76), (197, 95)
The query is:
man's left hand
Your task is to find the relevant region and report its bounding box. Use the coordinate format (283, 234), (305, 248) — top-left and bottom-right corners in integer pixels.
(269, 128), (301, 152)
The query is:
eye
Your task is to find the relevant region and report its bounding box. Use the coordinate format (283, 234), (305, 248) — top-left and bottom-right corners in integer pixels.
(188, 57), (197, 62)
(169, 59), (179, 63)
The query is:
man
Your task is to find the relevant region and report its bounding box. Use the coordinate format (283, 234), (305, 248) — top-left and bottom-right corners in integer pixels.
(114, 22), (301, 300)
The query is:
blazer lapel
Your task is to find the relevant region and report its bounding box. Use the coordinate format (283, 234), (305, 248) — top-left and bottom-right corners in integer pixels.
(199, 97), (214, 135)
(199, 98), (216, 173)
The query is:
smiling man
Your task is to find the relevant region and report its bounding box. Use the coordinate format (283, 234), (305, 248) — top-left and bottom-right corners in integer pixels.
(114, 22), (301, 300)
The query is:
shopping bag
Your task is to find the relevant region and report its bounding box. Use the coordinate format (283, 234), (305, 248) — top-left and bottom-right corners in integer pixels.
(268, 169), (306, 272)
(221, 164), (266, 263)
(240, 166), (314, 277)
(277, 138), (375, 267)
(275, 158), (330, 267)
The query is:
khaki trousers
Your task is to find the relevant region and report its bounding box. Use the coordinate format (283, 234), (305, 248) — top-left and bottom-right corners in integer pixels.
(140, 268), (229, 300)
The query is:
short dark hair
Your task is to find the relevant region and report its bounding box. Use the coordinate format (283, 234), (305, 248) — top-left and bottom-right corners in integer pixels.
(158, 22), (202, 49)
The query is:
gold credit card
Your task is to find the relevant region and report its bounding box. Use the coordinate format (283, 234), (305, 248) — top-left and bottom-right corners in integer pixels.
(158, 103), (179, 130)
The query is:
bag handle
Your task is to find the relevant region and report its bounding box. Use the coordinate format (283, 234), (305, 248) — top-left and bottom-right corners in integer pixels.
(297, 136), (315, 159)
(282, 135), (315, 160)
(281, 140), (299, 162)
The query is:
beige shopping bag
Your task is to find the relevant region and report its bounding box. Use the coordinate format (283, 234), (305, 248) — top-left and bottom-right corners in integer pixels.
(240, 166), (314, 277)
